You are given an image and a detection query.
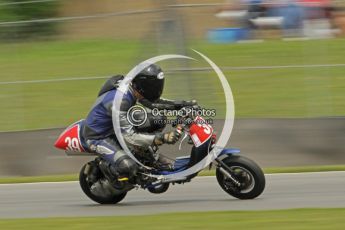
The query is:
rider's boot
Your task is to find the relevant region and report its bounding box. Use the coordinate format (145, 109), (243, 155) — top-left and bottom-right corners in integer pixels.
(101, 151), (138, 185)
(97, 160), (127, 189)
(156, 154), (175, 171)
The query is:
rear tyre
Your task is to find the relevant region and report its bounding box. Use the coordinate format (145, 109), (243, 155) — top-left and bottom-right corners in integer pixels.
(216, 155), (265, 199)
(79, 161), (127, 204)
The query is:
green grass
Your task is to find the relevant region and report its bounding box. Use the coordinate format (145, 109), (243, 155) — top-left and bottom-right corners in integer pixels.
(1, 164), (344, 184)
(0, 38), (345, 131)
(0, 174), (77, 184)
(0, 209), (344, 229)
(263, 165), (345, 174)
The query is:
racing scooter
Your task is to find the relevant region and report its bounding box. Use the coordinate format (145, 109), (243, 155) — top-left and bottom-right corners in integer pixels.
(54, 109), (265, 204)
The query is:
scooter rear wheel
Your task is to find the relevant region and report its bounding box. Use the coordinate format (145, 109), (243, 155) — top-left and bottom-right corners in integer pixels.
(79, 161), (127, 204)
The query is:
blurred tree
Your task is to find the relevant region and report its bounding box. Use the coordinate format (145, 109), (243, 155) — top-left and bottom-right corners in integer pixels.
(0, 0), (59, 41)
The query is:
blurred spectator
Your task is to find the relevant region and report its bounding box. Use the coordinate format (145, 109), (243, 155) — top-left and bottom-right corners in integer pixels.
(299, 0), (332, 19)
(243, 0), (266, 29)
(244, 0), (303, 38)
(275, 1), (305, 37)
(215, 0), (266, 40)
(282, 2), (304, 35)
(215, 0), (341, 41)
(332, 4), (345, 36)
(298, 0), (335, 38)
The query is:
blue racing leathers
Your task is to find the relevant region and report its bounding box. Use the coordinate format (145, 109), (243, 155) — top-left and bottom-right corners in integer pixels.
(81, 76), (195, 177)
(82, 87), (156, 161)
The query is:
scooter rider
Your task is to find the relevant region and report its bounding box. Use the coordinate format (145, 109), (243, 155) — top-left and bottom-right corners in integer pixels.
(82, 64), (196, 181)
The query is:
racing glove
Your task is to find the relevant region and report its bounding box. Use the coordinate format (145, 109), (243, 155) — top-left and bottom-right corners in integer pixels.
(154, 127), (182, 145)
(183, 99), (198, 107)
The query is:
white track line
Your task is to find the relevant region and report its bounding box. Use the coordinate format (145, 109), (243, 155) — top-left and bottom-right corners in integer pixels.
(0, 9), (158, 26)
(1, 64), (345, 86)
(0, 75), (108, 85)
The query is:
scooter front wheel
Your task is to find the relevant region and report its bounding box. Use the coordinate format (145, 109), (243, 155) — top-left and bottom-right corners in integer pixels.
(216, 155), (265, 199)
(147, 183), (170, 194)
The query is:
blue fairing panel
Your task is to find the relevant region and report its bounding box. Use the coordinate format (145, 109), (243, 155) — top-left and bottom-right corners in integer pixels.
(156, 149), (240, 175)
(174, 156), (190, 170)
(219, 148), (240, 157)
(157, 156), (190, 175)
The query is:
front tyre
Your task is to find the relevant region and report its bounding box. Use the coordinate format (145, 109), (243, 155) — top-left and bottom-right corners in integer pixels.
(79, 161), (127, 204)
(216, 155), (265, 199)
(147, 183), (169, 194)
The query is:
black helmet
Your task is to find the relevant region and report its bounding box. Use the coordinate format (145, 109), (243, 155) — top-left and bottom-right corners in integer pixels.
(132, 64), (165, 102)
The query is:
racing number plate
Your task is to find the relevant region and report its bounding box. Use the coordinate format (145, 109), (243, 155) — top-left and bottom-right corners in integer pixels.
(189, 116), (213, 147)
(54, 123), (85, 152)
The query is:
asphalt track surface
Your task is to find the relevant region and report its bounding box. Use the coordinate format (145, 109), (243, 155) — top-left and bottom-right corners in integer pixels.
(0, 172), (344, 219)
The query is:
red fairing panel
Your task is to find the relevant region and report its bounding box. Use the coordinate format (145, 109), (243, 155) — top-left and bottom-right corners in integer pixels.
(54, 122), (85, 152)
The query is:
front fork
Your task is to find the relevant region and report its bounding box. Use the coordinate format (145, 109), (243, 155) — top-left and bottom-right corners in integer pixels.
(215, 158), (241, 187)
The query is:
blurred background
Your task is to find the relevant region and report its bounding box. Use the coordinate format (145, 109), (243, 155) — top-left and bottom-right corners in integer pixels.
(0, 0), (344, 176)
